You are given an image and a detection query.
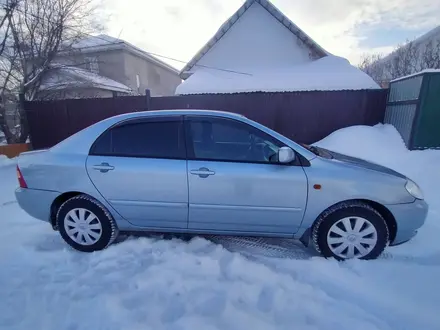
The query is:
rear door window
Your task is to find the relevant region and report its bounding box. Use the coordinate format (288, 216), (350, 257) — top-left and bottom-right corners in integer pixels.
(90, 118), (186, 159)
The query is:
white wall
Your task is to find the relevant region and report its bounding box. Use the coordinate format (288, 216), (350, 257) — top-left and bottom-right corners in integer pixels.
(193, 2), (313, 74)
(123, 51), (182, 96)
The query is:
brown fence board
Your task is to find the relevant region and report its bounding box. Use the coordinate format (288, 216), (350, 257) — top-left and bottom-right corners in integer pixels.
(24, 89), (387, 150)
(0, 143), (30, 158)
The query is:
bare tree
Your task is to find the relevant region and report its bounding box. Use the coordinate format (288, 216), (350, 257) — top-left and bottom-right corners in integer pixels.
(358, 53), (387, 85)
(387, 40), (420, 79)
(359, 36), (440, 86)
(0, 0), (19, 143)
(0, 1), (18, 56)
(420, 40), (440, 70)
(0, 0), (102, 143)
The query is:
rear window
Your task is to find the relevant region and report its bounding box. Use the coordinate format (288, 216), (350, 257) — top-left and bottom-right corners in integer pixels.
(90, 119), (185, 159)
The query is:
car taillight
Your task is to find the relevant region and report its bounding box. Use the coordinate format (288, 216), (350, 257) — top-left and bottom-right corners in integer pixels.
(16, 166), (28, 188)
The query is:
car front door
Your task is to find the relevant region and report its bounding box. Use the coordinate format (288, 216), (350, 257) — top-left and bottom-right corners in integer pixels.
(86, 116), (188, 229)
(185, 115), (308, 235)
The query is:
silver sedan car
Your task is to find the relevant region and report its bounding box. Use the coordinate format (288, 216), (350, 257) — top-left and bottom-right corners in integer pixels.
(15, 110), (428, 259)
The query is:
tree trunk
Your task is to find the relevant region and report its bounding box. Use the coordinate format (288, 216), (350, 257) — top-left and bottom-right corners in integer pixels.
(0, 103), (16, 144)
(17, 92), (29, 144)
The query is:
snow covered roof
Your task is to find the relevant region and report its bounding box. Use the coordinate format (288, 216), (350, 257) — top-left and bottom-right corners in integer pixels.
(176, 56), (381, 95)
(390, 69), (440, 83)
(70, 34), (180, 75)
(180, 0), (329, 79)
(40, 66), (133, 93)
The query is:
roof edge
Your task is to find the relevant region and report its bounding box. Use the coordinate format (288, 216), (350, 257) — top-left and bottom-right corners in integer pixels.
(179, 0), (329, 79)
(40, 66), (133, 93)
(69, 36), (180, 75)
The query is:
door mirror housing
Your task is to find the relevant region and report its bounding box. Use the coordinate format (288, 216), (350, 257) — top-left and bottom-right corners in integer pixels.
(278, 147), (295, 164)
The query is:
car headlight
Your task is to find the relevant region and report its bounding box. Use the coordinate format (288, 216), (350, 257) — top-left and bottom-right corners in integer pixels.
(405, 179), (424, 200)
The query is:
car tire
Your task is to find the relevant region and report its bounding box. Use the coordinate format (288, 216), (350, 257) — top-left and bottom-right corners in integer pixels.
(312, 201), (389, 260)
(57, 194), (118, 252)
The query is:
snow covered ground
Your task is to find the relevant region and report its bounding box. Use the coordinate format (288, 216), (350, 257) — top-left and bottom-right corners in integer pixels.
(1, 124), (439, 330)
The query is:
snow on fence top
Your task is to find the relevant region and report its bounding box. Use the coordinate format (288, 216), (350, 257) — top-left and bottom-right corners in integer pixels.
(176, 56), (381, 95)
(390, 69), (440, 83)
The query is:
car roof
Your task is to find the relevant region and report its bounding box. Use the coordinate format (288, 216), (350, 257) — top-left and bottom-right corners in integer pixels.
(114, 109), (247, 120)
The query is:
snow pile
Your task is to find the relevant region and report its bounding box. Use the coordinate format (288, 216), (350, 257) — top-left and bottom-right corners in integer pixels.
(0, 154), (15, 167)
(176, 56), (380, 95)
(1, 125), (440, 330)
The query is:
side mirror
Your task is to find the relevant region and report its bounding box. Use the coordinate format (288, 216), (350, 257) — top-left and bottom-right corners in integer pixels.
(278, 147), (295, 164)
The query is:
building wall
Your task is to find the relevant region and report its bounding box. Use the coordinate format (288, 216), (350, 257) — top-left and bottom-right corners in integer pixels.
(192, 2), (314, 74)
(55, 49), (126, 82)
(91, 50), (127, 83)
(122, 51), (182, 96)
(55, 48), (181, 96)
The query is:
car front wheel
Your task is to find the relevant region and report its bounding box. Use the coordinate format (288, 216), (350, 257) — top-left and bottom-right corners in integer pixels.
(57, 195), (118, 252)
(312, 201), (389, 260)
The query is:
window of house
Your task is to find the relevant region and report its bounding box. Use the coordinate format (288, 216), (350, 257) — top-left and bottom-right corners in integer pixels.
(86, 57), (99, 74)
(187, 117), (283, 163)
(90, 119), (185, 159)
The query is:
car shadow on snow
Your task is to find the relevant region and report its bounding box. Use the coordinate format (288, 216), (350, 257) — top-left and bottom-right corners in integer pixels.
(31, 232), (440, 265)
(111, 234), (440, 265)
(117, 233), (318, 260)
(29, 230), (315, 260)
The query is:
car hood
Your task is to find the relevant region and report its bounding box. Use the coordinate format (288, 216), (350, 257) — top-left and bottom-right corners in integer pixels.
(325, 149), (407, 179)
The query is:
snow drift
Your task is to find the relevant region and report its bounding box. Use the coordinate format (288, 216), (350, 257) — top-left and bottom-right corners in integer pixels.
(0, 154), (14, 167)
(176, 56), (381, 95)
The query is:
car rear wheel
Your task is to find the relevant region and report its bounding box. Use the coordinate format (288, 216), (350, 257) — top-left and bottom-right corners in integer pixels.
(312, 201), (389, 260)
(57, 195), (118, 252)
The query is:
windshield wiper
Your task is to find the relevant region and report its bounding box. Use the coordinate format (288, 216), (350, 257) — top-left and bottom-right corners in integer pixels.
(309, 146), (320, 155)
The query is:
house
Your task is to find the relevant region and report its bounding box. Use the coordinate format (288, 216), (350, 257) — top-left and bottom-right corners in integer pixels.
(177, 0), (379, 95)
(39, 35), (182, 99)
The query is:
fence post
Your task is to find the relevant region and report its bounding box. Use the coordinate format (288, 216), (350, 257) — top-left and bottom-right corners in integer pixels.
(145, 89), (151, 111)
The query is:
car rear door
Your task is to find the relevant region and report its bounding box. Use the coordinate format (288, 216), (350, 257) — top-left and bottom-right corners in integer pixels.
(86, 116), (188, 229)
(185, 115), (308, 235)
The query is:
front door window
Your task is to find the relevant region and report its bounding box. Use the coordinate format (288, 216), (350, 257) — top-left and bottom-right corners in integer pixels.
(187, 117), (283, 163)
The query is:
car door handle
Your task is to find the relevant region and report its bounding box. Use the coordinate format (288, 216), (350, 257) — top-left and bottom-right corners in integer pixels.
(190, 168), (215, 178)
(93, 163), (115, 173)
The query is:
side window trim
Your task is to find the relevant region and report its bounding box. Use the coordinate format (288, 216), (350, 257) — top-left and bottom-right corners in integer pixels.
(184, 115), (301, 166)
(89, 115), (187, 160)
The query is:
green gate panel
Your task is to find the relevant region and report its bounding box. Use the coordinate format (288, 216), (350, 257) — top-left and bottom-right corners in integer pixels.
(413, 74), (440, 149)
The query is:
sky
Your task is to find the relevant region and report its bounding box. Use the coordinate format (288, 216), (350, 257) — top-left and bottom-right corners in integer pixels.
(103, 0), (440, 70)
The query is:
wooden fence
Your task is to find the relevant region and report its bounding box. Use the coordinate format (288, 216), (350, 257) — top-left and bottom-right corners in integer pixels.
(24, 89), (388, 150)
(0, 143), (30, 158)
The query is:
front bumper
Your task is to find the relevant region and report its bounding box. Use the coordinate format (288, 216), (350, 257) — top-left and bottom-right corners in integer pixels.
(387, 199), (428, 246)
(15, 187), (60, 222)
